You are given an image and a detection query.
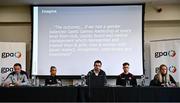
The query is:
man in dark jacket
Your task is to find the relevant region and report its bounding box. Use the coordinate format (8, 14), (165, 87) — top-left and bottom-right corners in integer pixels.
(86, 60), (107, 87)
(45, 66), (62, 86)
(116, 62), (137, 87)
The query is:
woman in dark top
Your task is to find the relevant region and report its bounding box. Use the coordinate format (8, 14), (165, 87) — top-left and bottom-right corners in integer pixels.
(150, 64), (176, 87)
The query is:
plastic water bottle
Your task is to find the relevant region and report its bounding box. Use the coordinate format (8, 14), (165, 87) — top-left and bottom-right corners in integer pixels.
(141, 75), (145, 87)
(81, 74), (86, 86)
(0, 75), (2, 85)
(57, 79), (62, 86)
(126, 80), (130, 87)
(36, 77), (39, 86)
(31, 76), (36, 86)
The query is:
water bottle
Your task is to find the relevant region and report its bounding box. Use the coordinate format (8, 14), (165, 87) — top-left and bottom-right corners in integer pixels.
(126, 80), (130, 87)
(0, 75), (2, 86)
(31, 76), (36, 86)
(57, 79), (62, 86)
(81, 74), (86, 86)
(36, 77), (39, 86)
(141, 75), (145, 87)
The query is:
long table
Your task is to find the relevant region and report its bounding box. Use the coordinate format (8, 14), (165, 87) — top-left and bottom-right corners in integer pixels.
(0, 86), (180, 102)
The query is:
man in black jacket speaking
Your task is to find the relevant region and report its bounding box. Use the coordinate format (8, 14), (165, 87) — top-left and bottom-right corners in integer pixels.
(86, 60), (107, 87)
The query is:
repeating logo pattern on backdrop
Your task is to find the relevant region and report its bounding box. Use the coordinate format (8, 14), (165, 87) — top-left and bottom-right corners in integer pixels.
(0, 42), (26, 84)
(169, 65), (177, 73)
(1, 67), (13, 74)
(1, 51), (22, 74)
(1, 51), (22, 59)
(155, 65), (177, 74)
(154, 50), (176, 58)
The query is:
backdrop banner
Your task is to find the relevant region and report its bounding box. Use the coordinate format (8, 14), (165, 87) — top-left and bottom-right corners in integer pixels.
(0, 42), (26, 84)
(150, 40), (180, 85)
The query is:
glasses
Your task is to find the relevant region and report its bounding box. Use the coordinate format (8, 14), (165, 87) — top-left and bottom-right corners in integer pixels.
(94, 65), (101, 67)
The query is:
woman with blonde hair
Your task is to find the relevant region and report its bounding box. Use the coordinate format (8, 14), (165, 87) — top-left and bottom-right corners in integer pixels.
(150, 64), (176, 87)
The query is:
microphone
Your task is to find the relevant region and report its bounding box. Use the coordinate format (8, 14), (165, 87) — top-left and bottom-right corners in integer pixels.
(88, 71), (93, 76)
(87, 70), (93, 86)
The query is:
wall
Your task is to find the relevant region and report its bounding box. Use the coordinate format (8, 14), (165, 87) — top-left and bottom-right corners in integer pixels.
(0, 4), (180, 86)
(144, 4), (180, 85)
(0, 6), (31, 74)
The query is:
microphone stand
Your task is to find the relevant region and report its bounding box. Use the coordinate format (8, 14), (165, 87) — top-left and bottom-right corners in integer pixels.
(87, 71), (92, 102)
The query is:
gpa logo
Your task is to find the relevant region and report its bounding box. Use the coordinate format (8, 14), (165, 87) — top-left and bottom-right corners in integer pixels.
(1, 52), (22, 58)
(155, 50), (176, 58)
(155, 67), (160, 73)
(169, 65), (177, 73)
(1, 67), (13, 74)
(155, 65), (177, 74)
(168, 50), (176, 57)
